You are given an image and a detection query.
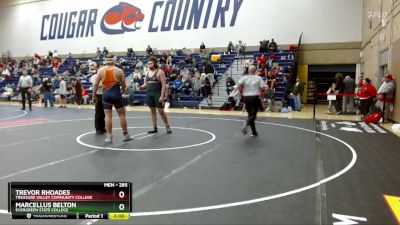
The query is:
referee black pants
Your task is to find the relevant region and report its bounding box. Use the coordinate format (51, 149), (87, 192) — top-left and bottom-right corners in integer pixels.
(20, 87), (32, 110)
(244, 96), (261, 135)
(95, 94), (106, 132)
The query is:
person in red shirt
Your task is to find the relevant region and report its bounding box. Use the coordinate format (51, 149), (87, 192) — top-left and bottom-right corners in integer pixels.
(271, 66), (280, 79)
(266, 70), (276, 89)
(82, 88), (89, 105)
(257, 54), (266, 69)
(264, 70), (276, 112)
(52, 57), (61, 75)
(161, 63), (172, 77)
(357, 78), (377, 116)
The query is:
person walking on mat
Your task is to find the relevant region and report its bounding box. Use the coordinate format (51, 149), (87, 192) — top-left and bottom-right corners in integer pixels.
(238, 65), (265, 137)
(17, 69), (33, 111)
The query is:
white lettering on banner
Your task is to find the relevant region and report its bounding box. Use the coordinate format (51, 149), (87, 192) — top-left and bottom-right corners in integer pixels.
(39, 0), (244, 40)
(0, 0), (364, 56)
(41, 9), (98, 40)
(332, 213), (367, 225)
(148, 0), (243, 32)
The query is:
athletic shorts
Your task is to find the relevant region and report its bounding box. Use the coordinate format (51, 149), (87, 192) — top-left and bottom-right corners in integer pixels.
(102, 85), (124, 110)
(146, 92), (163, 108)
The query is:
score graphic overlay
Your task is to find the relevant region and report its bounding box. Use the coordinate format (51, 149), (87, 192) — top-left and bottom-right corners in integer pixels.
(8, 182), (132, 220)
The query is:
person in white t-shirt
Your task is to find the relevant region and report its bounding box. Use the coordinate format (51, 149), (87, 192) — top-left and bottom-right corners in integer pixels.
(326, 83), (336, 113)
(238, 65), (265, 137)
(58, 76), (67, 108)
(17, 69), (33, 111)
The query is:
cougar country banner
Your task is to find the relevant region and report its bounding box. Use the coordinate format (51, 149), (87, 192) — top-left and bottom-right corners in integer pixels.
(0, 0), (362, 56)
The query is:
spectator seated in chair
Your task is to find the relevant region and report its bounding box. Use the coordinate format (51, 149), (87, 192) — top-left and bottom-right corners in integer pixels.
(357, 78), (377, 117)
(173, 75), (183, 94)
(131, 68), (143, 82)
(243, 59), (253, 75)
(162, 63), (173, 77)
(228, 85), (241, 109)
(181, 74), (193, 96)
(185, 54), (194, 65)
(226, 77), (236, 95)
(220, 60), (227, 69)
(135, 59), (144, 72)
(192, 73), (202, 96)
(203, 63), (215, 87)
(266, 70), (276, 89)
(52, 57), (61, 75)
(160, 53), (167, 65)
(73, 59), (82, 75)
(258, 66), (267, 79)
(166, 53), (173, 65)
(200, 50), (210, 66)
(82, 88), (89, 105)
(200, 73), (212, 106)
(63, 65), (75, 78)
(257, 54), (267, 69)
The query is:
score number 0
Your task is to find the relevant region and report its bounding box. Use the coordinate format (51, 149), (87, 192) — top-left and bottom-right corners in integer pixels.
(118, 191), (125, 211)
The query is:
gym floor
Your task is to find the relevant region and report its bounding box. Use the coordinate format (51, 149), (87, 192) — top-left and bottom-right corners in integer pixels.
(0, 103), (399, 225)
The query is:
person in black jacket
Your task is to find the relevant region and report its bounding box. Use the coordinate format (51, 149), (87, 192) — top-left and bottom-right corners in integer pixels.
(291, 77), (305, 111)
(335, 73), (345, 114)
(200, 73), (212, 106)
(42, 78), (54, 108)
(343, 75), (355, 114)
(74, 77), (82, 106)
(227, 41), (234, 54)
(269, 38), (278, 52)
(200, 42), (206, 52)
(181, 75), (193, 96)
(204, 63), (215, 87)
(146, 45), (153, 56)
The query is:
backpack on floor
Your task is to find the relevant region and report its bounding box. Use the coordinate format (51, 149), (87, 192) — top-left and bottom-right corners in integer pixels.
(364, 111), (382, 124)
(220, 102), (232, 111)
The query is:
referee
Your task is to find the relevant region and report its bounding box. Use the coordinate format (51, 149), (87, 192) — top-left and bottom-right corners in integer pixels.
(17, 69), (33, 111)
(90, 61), (106, 134)
(238, 65), (265, 137)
